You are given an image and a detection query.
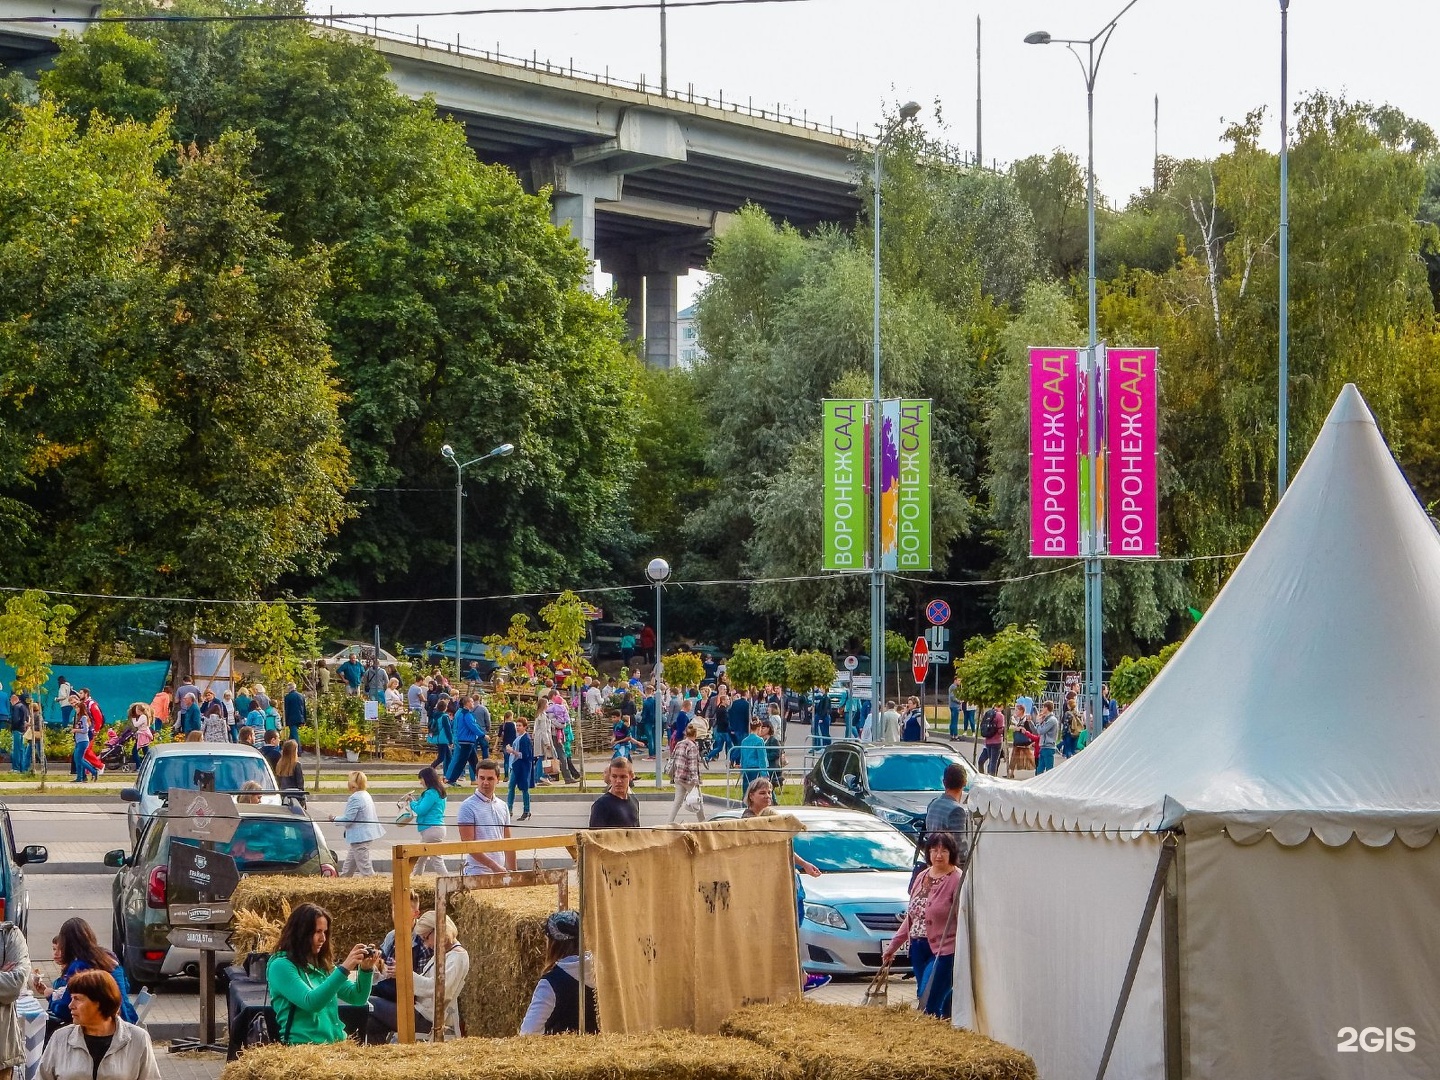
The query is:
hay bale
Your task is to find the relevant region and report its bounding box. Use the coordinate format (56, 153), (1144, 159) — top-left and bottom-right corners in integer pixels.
(229, 877), (437, 954)
(448, 885), (556, 1038)
(720, 1000), (1037, 1080)
(220, 1031), (797, 1080)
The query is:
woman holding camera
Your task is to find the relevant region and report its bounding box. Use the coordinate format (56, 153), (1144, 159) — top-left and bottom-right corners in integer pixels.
(266, 902), (382, 1045)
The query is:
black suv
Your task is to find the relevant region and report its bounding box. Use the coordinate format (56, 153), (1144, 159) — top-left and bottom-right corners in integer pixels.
(802, 740), (969, 838)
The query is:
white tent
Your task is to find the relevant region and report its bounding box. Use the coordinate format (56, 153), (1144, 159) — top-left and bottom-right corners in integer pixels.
(954, 385), (1440, 1079)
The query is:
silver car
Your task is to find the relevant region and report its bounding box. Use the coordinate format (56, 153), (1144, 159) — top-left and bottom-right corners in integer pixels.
(120, 744), (279, 843)
(716, 805), (916, 975)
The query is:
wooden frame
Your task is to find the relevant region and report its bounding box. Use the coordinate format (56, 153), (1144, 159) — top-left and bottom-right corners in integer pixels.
(389, 835), (580, 1044)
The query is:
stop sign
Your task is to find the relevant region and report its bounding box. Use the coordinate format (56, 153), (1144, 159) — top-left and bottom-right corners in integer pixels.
(911, 636), (930, 683)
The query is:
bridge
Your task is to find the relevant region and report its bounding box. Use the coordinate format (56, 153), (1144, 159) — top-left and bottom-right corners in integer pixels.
(1, 1), (866, 366)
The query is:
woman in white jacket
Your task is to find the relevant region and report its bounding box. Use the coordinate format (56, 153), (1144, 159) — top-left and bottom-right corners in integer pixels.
(366, 910), (468, 1042)
(330, 771), (386, 877)
(36, 970), (158, 1080)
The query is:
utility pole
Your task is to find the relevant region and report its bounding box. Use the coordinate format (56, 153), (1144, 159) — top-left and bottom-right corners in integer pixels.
(1153, 94), (1159, 191)
(975, 16), (982, 167)
(659, 0), (668, 95)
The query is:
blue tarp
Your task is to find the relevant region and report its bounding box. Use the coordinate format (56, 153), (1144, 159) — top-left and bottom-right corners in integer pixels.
(0, 661), (170, 725)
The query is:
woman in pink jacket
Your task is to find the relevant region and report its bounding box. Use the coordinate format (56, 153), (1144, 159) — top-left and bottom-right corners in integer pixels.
(881, 831), (962, 1018)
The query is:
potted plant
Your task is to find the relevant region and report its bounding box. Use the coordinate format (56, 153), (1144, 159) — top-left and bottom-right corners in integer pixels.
(337, 726), (370, 762)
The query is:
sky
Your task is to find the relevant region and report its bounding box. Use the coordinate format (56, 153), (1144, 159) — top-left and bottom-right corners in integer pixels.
(327, 0), (1437, 303)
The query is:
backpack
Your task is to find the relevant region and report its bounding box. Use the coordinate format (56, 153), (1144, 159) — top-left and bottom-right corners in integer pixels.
(980, 709), (1000, 739)
(1068, 711), (1084, 737)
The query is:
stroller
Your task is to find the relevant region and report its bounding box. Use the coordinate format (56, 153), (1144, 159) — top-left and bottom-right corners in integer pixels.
(98, 724), (137, 772)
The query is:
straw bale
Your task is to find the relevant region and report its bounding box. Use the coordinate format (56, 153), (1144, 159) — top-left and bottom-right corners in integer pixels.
(448, 885), (558, 1038)
(229, 877), (437, 954)
(220, 1031), (797, 1080)
(720, 1000), (1037, 1080)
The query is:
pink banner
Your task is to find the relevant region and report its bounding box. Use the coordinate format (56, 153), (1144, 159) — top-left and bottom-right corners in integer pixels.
(1028, 348), (1081, 557)
(1105, 348), (1159, 557)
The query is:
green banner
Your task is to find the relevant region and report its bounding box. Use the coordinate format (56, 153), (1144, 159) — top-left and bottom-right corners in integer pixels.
(822, 400), (866, 571)
(895, 399), (932, 571)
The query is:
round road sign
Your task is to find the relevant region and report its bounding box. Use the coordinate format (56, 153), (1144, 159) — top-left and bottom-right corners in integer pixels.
(843, 654), (859, 671)
(925, 599), (951, 626)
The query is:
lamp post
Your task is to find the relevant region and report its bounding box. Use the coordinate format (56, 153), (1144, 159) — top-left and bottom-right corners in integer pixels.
(440, 442), (514, 683)
(646, 557), (670, 788)
(871, 100), (920, 739)
(1025, 0), (1139, 738)
(1277, 0), (1290, 499)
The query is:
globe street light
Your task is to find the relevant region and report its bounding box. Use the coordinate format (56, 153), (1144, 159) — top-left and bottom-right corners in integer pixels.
(645, 557), (671, 788)
(871, 99), (921, 739)
(1025, 0), (1140, 737)
(441, 442), (514, 683)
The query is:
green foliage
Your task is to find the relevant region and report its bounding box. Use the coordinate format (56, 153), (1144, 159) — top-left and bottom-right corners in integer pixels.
(1109, 640), (1183, 705)
(724, 639), (770, 692)
(1048, 641), (1077, 672)
(785, 649), (836, 693)
(660, 651), (704, 690)
(955, 624), (1048, 709)
(538, 592), (595, 691)
(0, 592), (74, 694)
(483, 615), (547, 674)
(761, 647), (793, 687)
(230, 602), (321, 691)
(1009, 151), (1091, 281)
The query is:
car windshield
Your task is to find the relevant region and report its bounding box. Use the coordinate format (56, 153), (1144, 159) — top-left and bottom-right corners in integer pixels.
(171, 818), (317, 872)
(793, 823), (915, 872)
(865, 752), (961, 792)
(147, 756), (276, 796)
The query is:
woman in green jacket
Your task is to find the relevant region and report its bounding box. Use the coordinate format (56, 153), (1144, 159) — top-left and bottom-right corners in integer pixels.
(266, 903), (381, 1045)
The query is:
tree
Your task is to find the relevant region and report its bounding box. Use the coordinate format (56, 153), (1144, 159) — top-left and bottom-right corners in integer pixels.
(724, 640), (770, 693)
(1109, 641), (1182, 705)
(785, 650), (836, 693)
(0, 591), (75, 695)
(538, 591), (596, 791)
(230, 601), (320, 692)
(1010, 151), (1092, 281)
(955, 624), (1048, 709)
(660, 652), (704, 691)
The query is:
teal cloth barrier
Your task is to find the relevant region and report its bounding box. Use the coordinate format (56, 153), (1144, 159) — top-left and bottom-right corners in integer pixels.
(0, 660), (171, 726)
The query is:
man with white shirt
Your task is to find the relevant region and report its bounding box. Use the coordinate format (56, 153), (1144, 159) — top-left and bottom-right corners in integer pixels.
(457, 761), (516, 875)
(583, 679), (603, 718)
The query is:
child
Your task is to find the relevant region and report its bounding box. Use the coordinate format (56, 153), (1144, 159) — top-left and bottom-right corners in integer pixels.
(611, 717), (635, 759)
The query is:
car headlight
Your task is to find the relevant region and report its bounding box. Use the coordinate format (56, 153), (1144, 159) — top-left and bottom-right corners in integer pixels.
(874, 807), (911, 825)
(803, 903), (848, 930)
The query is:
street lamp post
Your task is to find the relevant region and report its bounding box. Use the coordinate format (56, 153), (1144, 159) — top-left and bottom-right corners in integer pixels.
(1025, 0), (1139, 738)
(646, 557), (670, 788)
(871, 100), (920, 739)
(440, 442), (514, 684)
(1277, 0), (1290, 499)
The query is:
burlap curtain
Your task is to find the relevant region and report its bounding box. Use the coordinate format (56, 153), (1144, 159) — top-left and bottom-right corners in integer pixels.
(580, 817), (802, 1033)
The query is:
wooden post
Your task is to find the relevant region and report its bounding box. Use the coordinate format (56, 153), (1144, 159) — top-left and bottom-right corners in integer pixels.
(575, 836), (586, 1036)
(392, 846), (415, 1044)
(433, 876), (448, 1043)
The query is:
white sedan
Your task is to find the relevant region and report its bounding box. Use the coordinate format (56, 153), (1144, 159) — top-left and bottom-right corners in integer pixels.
(715, 804), (917, 975)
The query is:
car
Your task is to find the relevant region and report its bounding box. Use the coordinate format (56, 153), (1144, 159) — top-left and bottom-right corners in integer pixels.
(402, 636), (506, 678)
(105, 803), (337, 986)
(589, 622), (643, 660)
(712, 805), (915, 975)
(321, 642), (400, 671)
(0, 806), (46, 936)
(120, 744), (279, 844)
(802, 740), (969, 838)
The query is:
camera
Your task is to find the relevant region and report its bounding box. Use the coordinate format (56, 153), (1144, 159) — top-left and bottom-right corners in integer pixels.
(363, 946), (378, 958)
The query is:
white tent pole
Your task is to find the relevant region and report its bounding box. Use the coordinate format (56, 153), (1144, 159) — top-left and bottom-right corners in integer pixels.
(1095, 833), (1179, 1080)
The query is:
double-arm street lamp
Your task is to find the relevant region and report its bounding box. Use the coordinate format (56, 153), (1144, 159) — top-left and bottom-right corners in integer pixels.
(1025, 0), (1140, 736)
(871, 99), (921, 733)
(441, 442), (514, 681)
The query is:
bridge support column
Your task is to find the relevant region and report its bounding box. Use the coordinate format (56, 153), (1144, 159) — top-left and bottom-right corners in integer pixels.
(612, 273), (645, 343)
(644, 272), (678, 369)
(551, 193), (597, 286)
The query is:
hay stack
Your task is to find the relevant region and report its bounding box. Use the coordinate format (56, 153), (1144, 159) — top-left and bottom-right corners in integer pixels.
(448, 885), (556, 1038)
(228, 877), (437, 953)
(220, 1032), (797, 1080)
(720, 1000), (1037, 1080)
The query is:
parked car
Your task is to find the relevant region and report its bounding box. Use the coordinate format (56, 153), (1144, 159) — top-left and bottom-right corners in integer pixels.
(712, 805), (914, 974)
(121, 744), (279, 844)
(321, 641), (400, 671)
(0, 806), (46, 936)
(802, 740), (969, 837)
(105, 803), (337, 986)
(402, 636), (507, 678)
(590, 622), (644, 660)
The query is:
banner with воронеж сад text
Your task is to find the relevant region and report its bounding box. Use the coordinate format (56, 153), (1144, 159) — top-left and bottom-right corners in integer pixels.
(892, 399), (932, 571)
(1028, 347), (1082, 557)
(1105, 347), (1159, 557)
(822, 399), (866, 571)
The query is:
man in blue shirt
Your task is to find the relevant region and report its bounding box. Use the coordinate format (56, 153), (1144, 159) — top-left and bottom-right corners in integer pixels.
(282, 682), (307, 743)
(447, 698), (481, 784)
(179, 693), (203, 736)
(337, 654), (364, 695)
(640, 685), (658, 757)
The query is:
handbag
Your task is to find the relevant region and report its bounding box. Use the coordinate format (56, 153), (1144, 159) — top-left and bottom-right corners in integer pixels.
(862, 963), (890, 1006)
(394, 794), (416, 826)
(682, 785), (702, 814)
